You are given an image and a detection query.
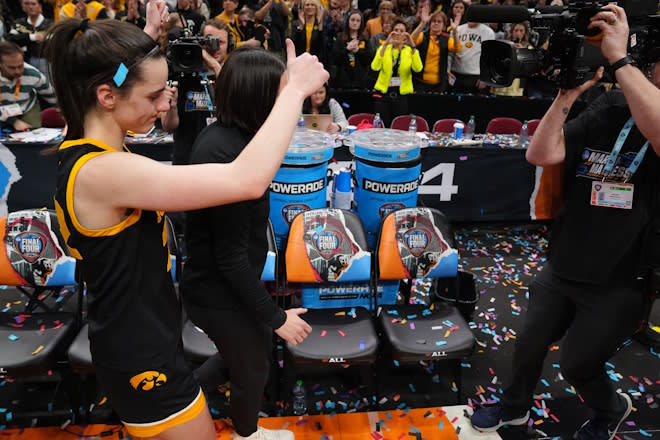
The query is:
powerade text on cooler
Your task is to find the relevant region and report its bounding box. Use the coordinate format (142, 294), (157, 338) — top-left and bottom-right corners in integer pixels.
(269, 128), (335, 248)
(348, 128), (422, 247)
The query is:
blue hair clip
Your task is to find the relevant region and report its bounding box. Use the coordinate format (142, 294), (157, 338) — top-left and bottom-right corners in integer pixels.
(113, 63), (129, 87)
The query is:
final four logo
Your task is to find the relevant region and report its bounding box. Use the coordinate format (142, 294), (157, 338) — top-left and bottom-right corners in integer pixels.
(379, 203), (405, 219)
(282, 204), (310, 225)
(313, 230), (341, 259)
(403, 228), (430, 257)
(13, 232), (46, 263)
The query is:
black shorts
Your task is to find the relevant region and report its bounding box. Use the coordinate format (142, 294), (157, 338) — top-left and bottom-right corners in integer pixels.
(95, 351), (205, 438)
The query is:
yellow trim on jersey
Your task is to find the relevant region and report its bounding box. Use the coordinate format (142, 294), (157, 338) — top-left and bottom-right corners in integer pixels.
(123, 389), (206, 438)
(65, 151), (142, 237)
(59, 138), (119, 152)
(54, 199), (83, 260)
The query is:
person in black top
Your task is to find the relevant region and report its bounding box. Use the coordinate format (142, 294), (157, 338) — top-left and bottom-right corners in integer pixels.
(471, 5), (660, 440)
(180, 46), (312, 440)
(42, 5), (327, 438)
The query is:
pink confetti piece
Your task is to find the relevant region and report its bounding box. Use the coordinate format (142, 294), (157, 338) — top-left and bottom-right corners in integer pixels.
(321, 330), (327, 337)
(338, 330), (346, 337)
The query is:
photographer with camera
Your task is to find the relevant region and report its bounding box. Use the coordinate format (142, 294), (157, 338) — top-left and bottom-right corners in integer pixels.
(164, 19), (231, 165)
(471, 5), (660, 439)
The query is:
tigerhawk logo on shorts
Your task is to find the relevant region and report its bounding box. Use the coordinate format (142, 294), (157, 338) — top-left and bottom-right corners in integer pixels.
(130, 371), (167, 391)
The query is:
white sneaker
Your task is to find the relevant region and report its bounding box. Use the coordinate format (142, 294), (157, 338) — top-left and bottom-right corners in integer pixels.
(231, 427), (295, 440)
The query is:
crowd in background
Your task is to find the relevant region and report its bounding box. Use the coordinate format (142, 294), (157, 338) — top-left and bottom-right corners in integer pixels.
(1, 0), (659, 132)
(0, 0), (597, 99)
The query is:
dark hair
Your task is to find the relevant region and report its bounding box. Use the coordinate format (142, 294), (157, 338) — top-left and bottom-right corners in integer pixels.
(201, 18), (229, 35)
(42, 19), (163, 141)
(0, 41), (24, 59)
(392, 16), (409, 32)
(302, 83), (330, 114)
(215, 47), (285, 135)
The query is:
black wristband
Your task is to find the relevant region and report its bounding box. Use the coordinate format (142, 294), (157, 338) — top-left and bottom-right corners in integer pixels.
(610, 56), (633, 73)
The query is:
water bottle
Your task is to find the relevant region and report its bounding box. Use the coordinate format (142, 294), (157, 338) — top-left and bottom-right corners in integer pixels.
(292, 380), (307, 415)
(519, 120), (529, 148)
(333, 168), (352, 210)
(297, 113), (305, 128)
(408, 114), (417, 134)
(373, 113), (383, 128)
(464, 115), (475, 139)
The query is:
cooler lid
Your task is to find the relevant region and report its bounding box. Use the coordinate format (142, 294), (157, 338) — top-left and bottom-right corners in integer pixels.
(284, 128), (335, 165)
(349, 128), (421, 162)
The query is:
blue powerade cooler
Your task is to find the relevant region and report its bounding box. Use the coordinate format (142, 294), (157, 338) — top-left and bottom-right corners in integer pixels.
(349, 128), (422, 247)
(269, 128), (335, 248)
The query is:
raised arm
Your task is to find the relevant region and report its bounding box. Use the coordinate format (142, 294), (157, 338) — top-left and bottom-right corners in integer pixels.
(77, 40), (329, 214)
(589, 4), (660, 154)
(525, 68), (603, 166)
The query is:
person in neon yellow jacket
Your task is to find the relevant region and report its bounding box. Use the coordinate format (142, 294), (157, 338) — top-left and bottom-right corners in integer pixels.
(370, 16), (422, 127)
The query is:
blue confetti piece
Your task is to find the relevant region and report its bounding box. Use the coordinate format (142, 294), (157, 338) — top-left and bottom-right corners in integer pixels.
(393, 359), (400, 367)
(386, 412), (392, 420)
(439, 421), (444, 430)
(552, 363), (560, 369)
(5, 412), (12, 422)
(360, 339), (365, 350)
(409, 383), (416, 392)
(639, 429), (652, 437)
(8, 334), (18, 341)
(397, 402), (407, 409)
(410, 426), (420, 433)
(113, 62), (129, 87)
(436, 340), (447, 346)
(541, 379), (550, 387)
(341, 101), (350, 108)
(407, 314), (417, 319)
(566, 387), (576, 394)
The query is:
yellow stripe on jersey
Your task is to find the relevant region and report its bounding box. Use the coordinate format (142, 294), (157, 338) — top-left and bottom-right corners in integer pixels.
(54, 199), (83, 260)
(65, 151), (142, 237)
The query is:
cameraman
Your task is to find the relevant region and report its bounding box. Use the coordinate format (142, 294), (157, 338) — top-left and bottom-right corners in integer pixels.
(471, 4), (660, 439)
(163, 18), (231, 165)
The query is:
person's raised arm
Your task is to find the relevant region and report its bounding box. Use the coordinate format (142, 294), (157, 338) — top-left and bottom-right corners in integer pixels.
(79, 40), (329, 213)
(143, 0), (169, 41)
(526, 67), (603, 166)
(589, 4), (660, 154)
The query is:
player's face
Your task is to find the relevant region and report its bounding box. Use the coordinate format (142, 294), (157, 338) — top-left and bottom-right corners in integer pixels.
(115, 58), (170, 134)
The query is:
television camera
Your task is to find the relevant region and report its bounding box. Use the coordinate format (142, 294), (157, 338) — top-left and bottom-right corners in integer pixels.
(466, 0), (660, 88)
(167, 28), (220, 76)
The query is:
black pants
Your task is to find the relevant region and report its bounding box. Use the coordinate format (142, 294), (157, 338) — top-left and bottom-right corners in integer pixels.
(502, 264), (644, 423)
(373, 91), (409, 128)
(185, 302), (272, 437)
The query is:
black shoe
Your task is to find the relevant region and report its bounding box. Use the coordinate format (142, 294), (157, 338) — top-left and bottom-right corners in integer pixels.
(471, 403), (530, 432)
(573, 392), (632, 440)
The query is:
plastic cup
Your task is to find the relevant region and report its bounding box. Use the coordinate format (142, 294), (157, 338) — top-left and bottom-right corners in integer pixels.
(453, 122), (465, 140)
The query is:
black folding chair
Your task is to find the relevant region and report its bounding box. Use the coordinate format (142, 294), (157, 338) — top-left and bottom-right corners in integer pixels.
(374, 207), (475, 402)
(0, 209), (81, 420)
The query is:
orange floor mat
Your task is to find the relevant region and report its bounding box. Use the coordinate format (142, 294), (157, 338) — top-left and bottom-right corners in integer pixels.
(0, 407), (459, 439)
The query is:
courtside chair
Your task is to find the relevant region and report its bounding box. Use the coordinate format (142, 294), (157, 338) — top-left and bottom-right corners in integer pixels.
(433, 119), (463, 134)
(485, 117), (523, 135)
(0, 209), (81, 420)
(527, 119), (541, 136)
(283, 208), (379, 409)
(375, 207), (475, 403)
(347, 113), (375, 126)
(391, 114), (430, 132)
(67, 215), (180, 421)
